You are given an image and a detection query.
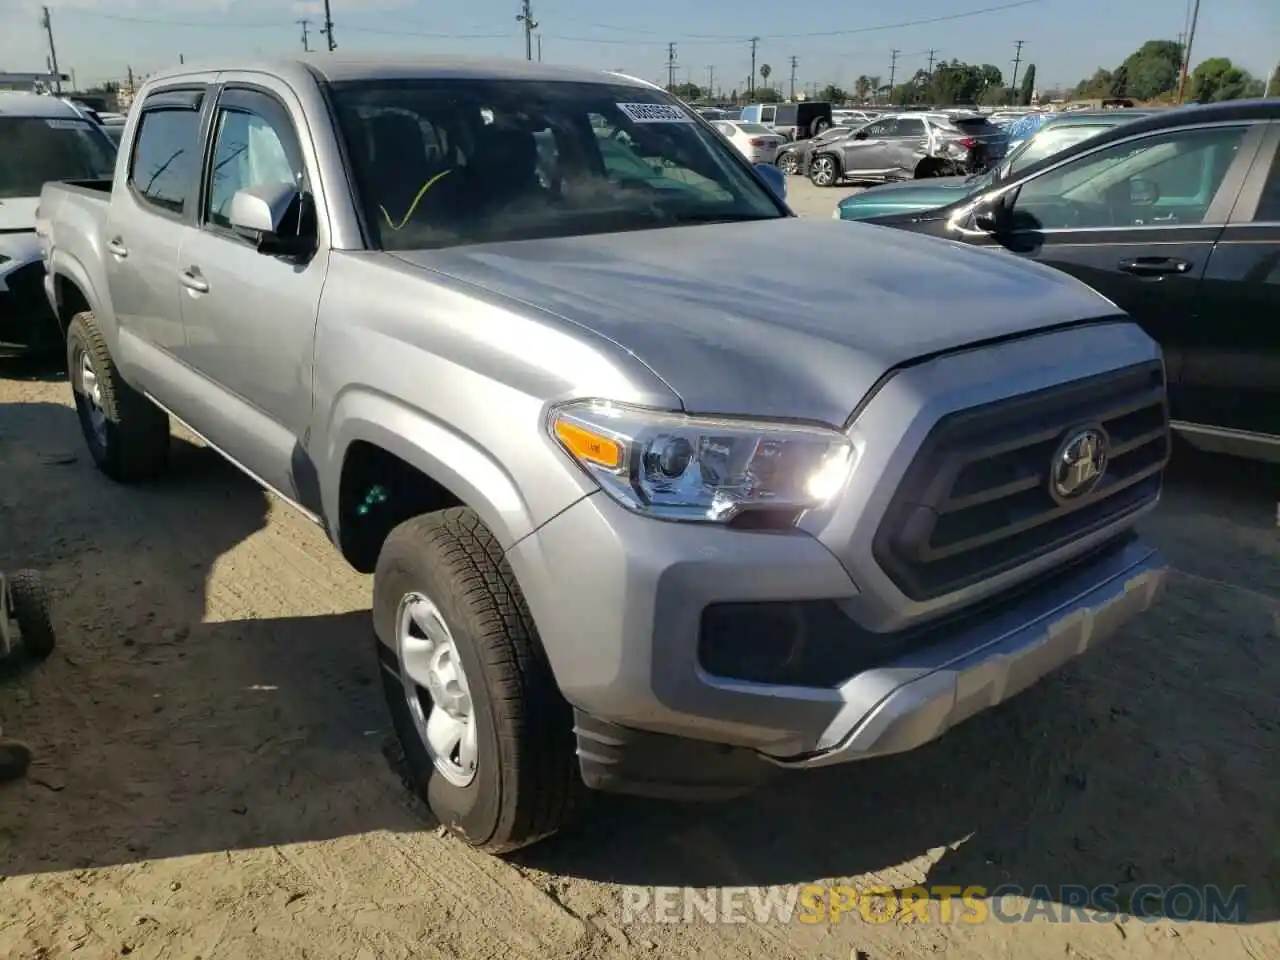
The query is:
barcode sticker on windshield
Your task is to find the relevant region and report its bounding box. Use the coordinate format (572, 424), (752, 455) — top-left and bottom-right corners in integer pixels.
(45, 118), (85, 129)
(617, 102), (693, 124)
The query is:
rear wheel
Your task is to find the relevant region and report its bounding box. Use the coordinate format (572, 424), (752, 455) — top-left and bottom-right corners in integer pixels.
(810, 118), (830, 138)
(914, 158), (945, 178)
(776, 152), (799, 176)
(66, 312), (170, 483)
(373, 508), (583, 854)
(809, 154), (841, 187)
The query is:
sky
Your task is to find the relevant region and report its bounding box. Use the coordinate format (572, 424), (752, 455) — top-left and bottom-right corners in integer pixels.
(0, 0), (1276, 95)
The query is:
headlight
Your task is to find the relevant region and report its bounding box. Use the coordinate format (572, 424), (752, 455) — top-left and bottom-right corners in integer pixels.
(549, 400), (856, 523)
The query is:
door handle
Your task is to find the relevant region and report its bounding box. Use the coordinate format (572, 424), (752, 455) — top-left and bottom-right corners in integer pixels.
(179, 267), (209, 294)
(107, 237), (128, 258)
(1116, 257), (1191, 276)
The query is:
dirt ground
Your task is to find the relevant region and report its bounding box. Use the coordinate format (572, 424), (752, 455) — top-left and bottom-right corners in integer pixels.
(2, 186), (1278, 959)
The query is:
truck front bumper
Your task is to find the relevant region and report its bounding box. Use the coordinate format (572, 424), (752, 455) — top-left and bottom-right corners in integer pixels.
(507, 492), (1168, 797)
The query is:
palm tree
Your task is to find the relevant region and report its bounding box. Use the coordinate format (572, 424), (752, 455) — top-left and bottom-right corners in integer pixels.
(868, 75), (882, 103)
(854, 75), (871, 102)
(760, 63), (772, 91)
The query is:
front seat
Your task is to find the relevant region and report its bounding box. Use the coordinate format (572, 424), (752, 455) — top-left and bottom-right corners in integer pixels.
(365, 112), (436, 229)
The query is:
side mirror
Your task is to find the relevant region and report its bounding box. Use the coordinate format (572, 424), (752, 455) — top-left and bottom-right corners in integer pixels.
(972, 194), (1010, 233)
(229, 182), (312, 256)
(754, 162), (787, 202)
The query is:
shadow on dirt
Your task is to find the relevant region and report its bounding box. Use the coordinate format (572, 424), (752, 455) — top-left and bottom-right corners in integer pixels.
(2, 397), (1276, 926)
(0, 355), (67, 385)
(520, 449), (1280, 924)
(0, 400), (414, 876)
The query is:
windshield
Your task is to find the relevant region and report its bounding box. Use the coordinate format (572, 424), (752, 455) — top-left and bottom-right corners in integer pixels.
(0, 116), (116, 199)
(329, 79), (784, 251)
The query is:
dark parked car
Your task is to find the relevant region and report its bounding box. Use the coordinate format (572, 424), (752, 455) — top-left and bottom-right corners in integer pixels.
(842, 100), (1280, 463)
(808, 112), (1006, 187)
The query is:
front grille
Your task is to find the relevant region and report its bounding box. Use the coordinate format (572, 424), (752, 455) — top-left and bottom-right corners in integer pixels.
(873, 360), (1169, 601)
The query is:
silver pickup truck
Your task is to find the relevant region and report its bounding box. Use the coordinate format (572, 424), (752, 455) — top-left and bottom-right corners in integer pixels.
(38, 56), (1170, 854)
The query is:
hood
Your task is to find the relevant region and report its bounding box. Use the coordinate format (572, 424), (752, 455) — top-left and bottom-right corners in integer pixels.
(0, 197), (40, 232)
(392, 218), (1119, 424)
(838, 176), (980, 222)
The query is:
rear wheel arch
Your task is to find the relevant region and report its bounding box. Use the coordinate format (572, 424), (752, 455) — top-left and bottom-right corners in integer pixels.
(52, 272), (93, 338)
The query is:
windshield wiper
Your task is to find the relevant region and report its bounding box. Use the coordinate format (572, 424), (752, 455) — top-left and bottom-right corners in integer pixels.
(667, 212), (779, 225)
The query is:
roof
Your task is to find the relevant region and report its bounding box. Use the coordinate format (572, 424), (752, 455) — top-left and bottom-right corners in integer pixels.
(0, 90), (85, 119)
(142, 55), (651, 90)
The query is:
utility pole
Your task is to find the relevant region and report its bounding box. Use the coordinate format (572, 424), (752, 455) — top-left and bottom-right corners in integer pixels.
(127, 65), (135, 93)
(666, 43), (677, 91)
(321, 0), (336, 51)
(706, 65), (715, 99)
(536, 33), (542, 62)
(179, 53), (185, 65)
(749, 37), (759, 96)
(40, 6), (62, 95)
(888, 48), (900, 100)
(1176, 0), (1201, 103)
(1009, 40), (1025, 105)
(517, 1), (537, 62)
(788, 55), (798, 101)
(926, 49), (937, 76)
(298, 19), (312, 53)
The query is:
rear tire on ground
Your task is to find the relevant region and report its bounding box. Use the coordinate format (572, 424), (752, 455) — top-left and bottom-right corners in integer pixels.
(8, 570), (55, 661)
(373, 507), (583, 854)
(66, 312), (170, 483)
(776, 152), (799, 176)
(914, 158), (945, 178)
(810, 118), (830, 137)
(809, 154), (841, 187)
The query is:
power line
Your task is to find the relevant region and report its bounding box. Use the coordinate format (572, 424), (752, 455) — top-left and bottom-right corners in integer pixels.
(40, 6), (63, 94)
(55, 0), (1048, 44)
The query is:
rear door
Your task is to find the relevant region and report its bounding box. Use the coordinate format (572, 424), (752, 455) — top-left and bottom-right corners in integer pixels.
(950, 120), (1266, 399)
(884, 116), (929, 177)
(103, 84), (210, 382)
(1181, 122), (1280, 456)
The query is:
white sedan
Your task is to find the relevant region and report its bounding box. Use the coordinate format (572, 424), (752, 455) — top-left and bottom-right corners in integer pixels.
(712, 121), (785, 164)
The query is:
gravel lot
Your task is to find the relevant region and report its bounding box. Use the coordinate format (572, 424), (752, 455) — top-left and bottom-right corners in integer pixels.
(1, 185), (1277, 960)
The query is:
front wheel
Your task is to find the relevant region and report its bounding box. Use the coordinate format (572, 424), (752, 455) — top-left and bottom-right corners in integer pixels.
(373, 508), (583, 854)
(776, 152), (799, 176)
(809, 155), (840, 187)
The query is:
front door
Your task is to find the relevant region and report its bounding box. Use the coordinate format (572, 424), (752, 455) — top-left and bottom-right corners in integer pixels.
(173, 78), (328, 505)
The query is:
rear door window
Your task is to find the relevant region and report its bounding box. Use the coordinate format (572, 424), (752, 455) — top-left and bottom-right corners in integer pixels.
(128, 97), (203, 215)
(890, 117), (926, 138)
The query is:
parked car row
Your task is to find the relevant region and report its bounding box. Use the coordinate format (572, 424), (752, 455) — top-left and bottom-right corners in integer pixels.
(833, 99), (1280, 464)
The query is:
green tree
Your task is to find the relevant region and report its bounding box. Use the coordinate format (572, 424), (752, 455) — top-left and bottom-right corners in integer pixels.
(1188, 58), (1264, 102)
(868, 75), (882, 103)
(669, 82), (702, 101)
(1117, 39), (1182, 99)
(755, 86), (780, 103)
(1074, 67), (1122, 98)
(1018, 64), (1036, 106)
(759, 63), (772, 87)
(1267, 63), (1280, 97)
(980, 85), (1009, 106)
(854, 75), (871, 101)
(817, 84), (848, 102)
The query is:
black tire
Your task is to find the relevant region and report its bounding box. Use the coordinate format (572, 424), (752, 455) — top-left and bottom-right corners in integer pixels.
(8, 570), (55, 661)
(66, 312), (170, 483)
(372, 508), (583, 854)
(914, 158), (945, 179)
(809, 153), (841, 187)
(810, 118), (830, 137)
